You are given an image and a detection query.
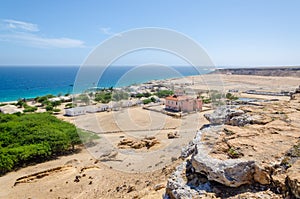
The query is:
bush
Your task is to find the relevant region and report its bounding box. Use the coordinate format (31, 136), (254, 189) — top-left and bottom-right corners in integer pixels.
(143, 92), (151, 98)
(201, 97), (211, 104)
(16, 99), (26, 108)
(112, 91), (129, 101)
(45, 104), (53, 111)
(0, 113), (82, 175)
(53, 108), (61, 113)
(95, 91), (111, 103)
(65, 103), (76, 108)
(136, 93), (144, 98)
(143, 98), (152, 104)
(156, 90), (174, 98)
(226, 93), (239, 101)
(23, 106), (37, 113)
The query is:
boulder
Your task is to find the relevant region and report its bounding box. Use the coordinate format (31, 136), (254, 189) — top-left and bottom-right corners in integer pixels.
(167, 131), (180, 139)
(180, 129), (203, 158)
(191, 128), (255, 187)
(165, 162), (209, 199)
(192, 154), (255, 187)
(204, 106), (244, 125)
(253, 165), (271, 185)
(287, 160), (300, 198)
(118, 137), (159, 149)
(228, 115), (251, 126)
(180, 141), (195, 159)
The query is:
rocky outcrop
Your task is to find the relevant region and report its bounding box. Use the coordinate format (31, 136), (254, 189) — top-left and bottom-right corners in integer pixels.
(166, 99), (300, 198)
(204, 106), (273, 126)
(180, 130), (203, 159)
(191, 127), (255, 187)
(253, 165), (271, 185)
(167, 131), (180, 139)
(287, 160), (300, 198)
(204, 106), (244, 125)
(117, 136), (159, 149)
(165, 162), (199, 199)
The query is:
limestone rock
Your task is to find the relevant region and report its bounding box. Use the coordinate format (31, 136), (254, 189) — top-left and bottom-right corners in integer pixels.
(180, 141), (195, 159)
(167, 131), (180, 139)
(272, 173), (287, 194)
(180, 129), (203, 159)
(253, 165), (271, 185)
(204, 106), (244, 125)
(191, 128), (255, 187)
(287, 160), (300, 198)
(154, 183), (166, 191)
(192, 155), (255, 187)
(118, 137), (159, 149)
(165, 162), (211, 199)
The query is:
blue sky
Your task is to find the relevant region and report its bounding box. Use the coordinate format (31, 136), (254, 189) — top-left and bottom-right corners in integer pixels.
(0, 0), (299, 66)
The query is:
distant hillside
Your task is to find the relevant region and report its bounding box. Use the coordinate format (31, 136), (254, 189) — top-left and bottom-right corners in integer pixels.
(212, 66), (300, 77)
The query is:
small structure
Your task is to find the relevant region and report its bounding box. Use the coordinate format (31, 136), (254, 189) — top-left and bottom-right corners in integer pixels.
(49, 96), (72, 103)
(165, 95), (202, 113)
(65, 107), (86, 116)
(48, 97), (61, 102)
(0, 105), (22, 114)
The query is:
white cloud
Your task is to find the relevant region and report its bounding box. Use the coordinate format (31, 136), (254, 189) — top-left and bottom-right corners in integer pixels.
(0, 19), (85, 48)
(0, 33), (85, 48)
(100, 27), (122, 37)
(3, 19), (39, 32)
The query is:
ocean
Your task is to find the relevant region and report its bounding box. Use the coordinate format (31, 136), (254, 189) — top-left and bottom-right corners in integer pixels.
(0, 66), (210, 102)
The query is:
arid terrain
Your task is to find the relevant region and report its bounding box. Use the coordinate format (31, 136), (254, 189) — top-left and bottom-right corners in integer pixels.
(0, 74), (299, 199)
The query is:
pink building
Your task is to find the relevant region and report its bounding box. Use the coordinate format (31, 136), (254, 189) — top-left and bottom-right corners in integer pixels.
(165, 95), (202, 113)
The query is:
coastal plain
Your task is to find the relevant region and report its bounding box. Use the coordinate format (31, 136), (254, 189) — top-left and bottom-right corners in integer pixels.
(0, 74), (300, 199)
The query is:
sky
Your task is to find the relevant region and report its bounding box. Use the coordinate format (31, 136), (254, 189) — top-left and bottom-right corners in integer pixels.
(0, 0), (300, 67)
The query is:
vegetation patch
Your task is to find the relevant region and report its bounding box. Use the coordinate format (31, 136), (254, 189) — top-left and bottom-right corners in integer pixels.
(228, 147), (243, 158)
(0, 113), (84, 175)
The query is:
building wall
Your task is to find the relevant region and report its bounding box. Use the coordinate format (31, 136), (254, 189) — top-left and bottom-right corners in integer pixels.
(165, 97), (202, 112)
(165, 99), (180, 111)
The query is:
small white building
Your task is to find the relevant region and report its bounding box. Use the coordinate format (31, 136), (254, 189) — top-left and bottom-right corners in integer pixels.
(65, 107), (86, 116)
(85, 105), (109, 113)
(59, 96), (72, 102)
(48, 97), (61, 102)
(0, 105), (22, 114)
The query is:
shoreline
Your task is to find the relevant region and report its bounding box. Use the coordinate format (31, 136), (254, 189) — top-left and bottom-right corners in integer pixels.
(0, 66), (210, 103)
(1, 73), (299, 104)
(2, 65), (300, 103)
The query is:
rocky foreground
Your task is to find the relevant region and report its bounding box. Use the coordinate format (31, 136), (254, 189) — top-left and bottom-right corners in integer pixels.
(165, 92), (300, 198)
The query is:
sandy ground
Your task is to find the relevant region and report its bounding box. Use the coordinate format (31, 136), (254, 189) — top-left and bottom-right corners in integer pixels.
(1, 74), (299, 198)
(59, 106), (210, 173)
(175, 74), (300, 92)
(0, 147), (177, 199)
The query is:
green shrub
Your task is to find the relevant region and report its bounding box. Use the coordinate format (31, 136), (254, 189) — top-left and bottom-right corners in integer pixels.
(228, 147), (242, 158)
(23, 106), (37, 113)
(45, 104), (53, 111)
(95, 91), (111, 103)
(143, 98), (152, 104)
(53, 108), (61, 113)
(156, 90), (174, 98)
(0, 113), (82, 175)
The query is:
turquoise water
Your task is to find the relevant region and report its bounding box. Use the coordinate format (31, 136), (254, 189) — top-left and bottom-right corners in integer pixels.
(0, 66), (210, 102)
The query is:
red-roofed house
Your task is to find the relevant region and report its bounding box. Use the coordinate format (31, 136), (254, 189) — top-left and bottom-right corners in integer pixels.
(165, 95), (202, 113)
